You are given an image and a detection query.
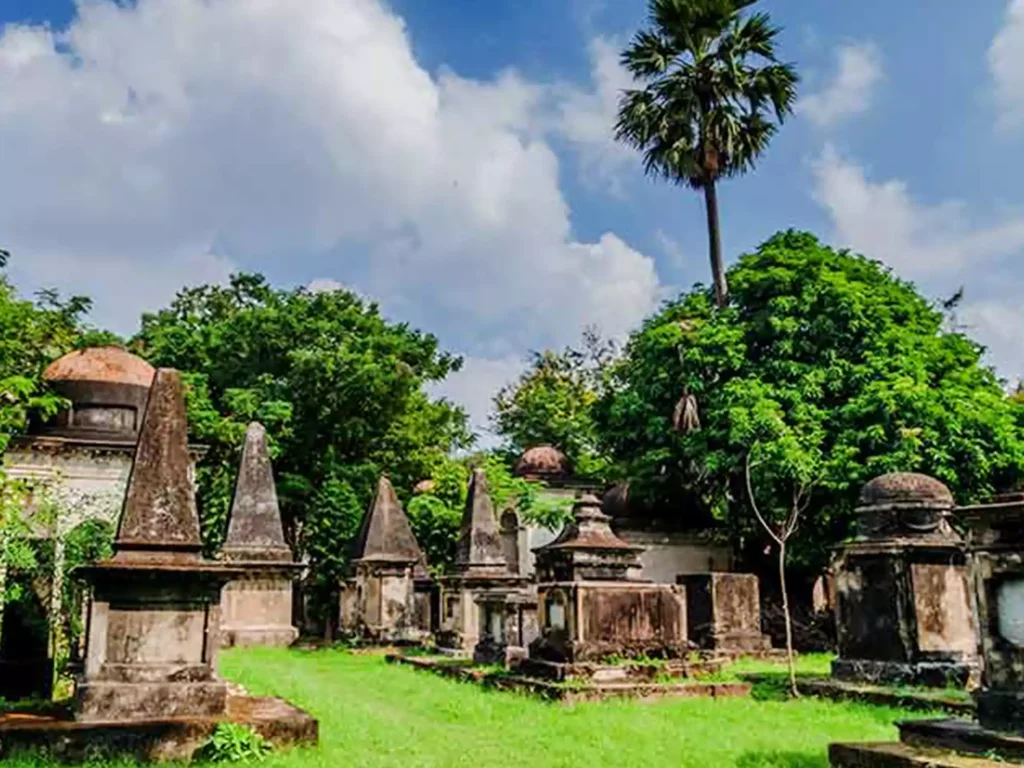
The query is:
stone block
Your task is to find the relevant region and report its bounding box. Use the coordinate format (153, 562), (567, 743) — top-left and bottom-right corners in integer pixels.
(677, 572), (770, 652)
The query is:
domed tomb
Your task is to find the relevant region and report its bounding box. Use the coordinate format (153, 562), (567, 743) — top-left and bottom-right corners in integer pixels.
(831, 471), (977, 688)
(39, 346), (155, 442)
(855, 472), (955, 538)
(514, 445), (571, 481)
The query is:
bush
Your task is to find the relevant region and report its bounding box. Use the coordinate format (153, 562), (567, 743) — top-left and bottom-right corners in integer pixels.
(196, 723), (272, 763)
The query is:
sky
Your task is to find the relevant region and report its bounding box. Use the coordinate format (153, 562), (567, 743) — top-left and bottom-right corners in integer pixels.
(1, 0), (1023, 445)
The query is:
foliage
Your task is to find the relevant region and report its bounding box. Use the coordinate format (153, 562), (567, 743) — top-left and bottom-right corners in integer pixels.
(133, 274), (472, 600)
(616, 0), (798, 305)
(196, 723), (272, 763)
(492, 328), (615, 480)
(0, 479), (36, 605)
(59, 519), (115, 658)
(0, 254), (92, 455)
(597, 231), (1024, 572)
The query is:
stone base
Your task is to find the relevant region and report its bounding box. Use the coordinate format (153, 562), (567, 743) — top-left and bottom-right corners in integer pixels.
(472, 641), (525, 666)
(221, 626), (299, 648)
(75, 681), (229, 722)
(0, 659), (53, 701)
(898, 718), (1024, 760)
(831, 658), (977, 688)
(0, 695), (318, 762)
(516, 656), (726, 683)
(800, 678), (973, 715)
(703, 632), (772, 653)
(976, 690), (1024, 734)
(829, 719), (1024, 767)
(829, 742), (1005, 767)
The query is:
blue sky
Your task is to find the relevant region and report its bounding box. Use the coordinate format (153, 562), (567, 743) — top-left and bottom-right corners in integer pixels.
(1, 0), (1023, 439)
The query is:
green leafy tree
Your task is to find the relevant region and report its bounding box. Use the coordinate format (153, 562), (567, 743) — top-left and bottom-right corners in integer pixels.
(616, 0), (799, 306)
(492, 328), (615, 479)
(133, 275), (472, 619)
(597, 231), (1024, 575)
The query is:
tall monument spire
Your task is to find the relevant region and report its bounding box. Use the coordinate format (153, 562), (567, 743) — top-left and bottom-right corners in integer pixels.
(454, 468), (509, 575)
(113, 367), (202, 559)
(223, 422), (290, 560)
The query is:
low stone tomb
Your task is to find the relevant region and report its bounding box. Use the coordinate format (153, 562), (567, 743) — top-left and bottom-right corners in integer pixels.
(677, 572), (771, 655)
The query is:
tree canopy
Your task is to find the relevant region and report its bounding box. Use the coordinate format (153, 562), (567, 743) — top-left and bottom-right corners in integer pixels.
(596, 231), (1024, 570)
(491, 328), (615, 480)
(132, 274), (472, 596)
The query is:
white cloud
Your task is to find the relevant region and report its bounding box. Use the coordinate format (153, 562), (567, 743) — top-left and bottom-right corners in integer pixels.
(797, 42), (883, 128)
(811, 144), (1024, 279)
(990, 0), (1024, 130)
(811, 144), (1024, 383)
(0, 0), (662, 422)
(553, 36), (636, 192)
(960, 300), (1024, 386)
(429, 355), (524, 447)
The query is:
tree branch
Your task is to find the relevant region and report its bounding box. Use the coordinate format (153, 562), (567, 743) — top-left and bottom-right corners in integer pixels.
(745, 449), (782, 545)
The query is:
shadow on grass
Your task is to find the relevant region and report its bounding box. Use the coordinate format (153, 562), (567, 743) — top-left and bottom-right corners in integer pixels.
(740, 671), (819, 702)
(735, 750), (827, 768)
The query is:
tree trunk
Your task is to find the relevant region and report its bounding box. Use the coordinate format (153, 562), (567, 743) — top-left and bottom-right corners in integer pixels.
(778, 538), (799, 697)
(703, 179), (728, 308)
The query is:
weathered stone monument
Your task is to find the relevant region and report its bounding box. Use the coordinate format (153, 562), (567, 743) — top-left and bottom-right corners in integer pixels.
(219, 422), (300, 647)
(438, 469), (526, 657)
(75, 369), (240, 721)
(528, 494), (687, 665)
(341, 475), (429, 643)
(830, 491), (1024, 765)
(677, 572), (771, 655)
(0, 369), (317, 760)
(830, 472), (977, 687)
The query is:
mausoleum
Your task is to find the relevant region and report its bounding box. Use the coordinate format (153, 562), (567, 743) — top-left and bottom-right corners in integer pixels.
(831, 472), (977, 687)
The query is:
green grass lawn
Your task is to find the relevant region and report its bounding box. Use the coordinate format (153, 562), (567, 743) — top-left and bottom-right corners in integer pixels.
(5, 648), (931, 768)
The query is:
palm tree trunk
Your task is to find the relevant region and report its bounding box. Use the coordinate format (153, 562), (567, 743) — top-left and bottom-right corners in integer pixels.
(703, 180), (727, 307)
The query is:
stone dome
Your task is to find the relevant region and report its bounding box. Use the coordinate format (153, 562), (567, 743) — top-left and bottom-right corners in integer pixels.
(857, 472), (954, 512)
(855, 472), (954, 537)
(38, 346), (155, 441)
(602, 482), (631, 518)
(44, 346), (155, 387)
(413, 479), (436, 494)
(513, 444), (570, 479)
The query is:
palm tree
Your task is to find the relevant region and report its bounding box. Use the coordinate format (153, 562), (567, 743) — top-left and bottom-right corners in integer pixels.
(616, 0), (798, 307)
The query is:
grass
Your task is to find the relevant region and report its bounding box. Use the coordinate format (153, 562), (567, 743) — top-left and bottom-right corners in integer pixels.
(3, 648), (937, 768)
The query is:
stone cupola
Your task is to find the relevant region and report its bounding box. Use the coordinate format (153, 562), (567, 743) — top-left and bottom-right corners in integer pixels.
(39, 346), (155, 443)
(533, 494), (644, 582)
(854, 472), (958, 540)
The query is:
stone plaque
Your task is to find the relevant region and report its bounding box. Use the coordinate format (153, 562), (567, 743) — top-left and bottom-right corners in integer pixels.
(911, 563), (975, 654)
(548, 600), (566, 630)
(996, 578), (1024, 647)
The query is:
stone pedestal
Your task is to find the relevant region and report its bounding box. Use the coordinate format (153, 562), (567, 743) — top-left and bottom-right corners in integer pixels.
(678, 572), (770, 653)
(530, 580), (687, 663)
(77, 563), (237, 721)
(220, 567), (300, 648)
(831, 473), (977, 688)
